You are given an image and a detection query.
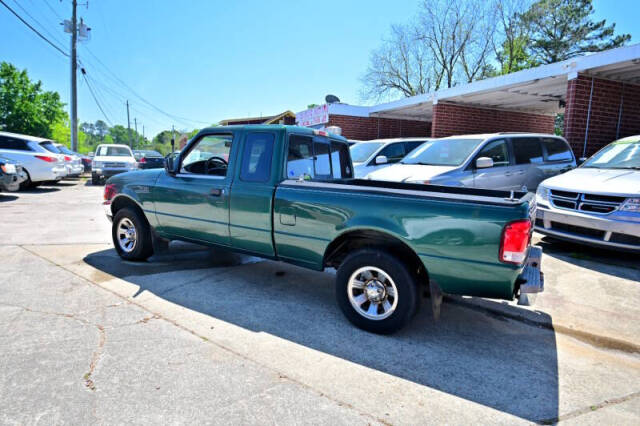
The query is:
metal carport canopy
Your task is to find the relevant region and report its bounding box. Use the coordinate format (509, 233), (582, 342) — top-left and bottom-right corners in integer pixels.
(368, 43), (640, 121)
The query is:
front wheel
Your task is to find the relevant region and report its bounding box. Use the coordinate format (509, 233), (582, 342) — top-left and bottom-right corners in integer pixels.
(112, 208), (154, 261)
(336, 249), (419, 334)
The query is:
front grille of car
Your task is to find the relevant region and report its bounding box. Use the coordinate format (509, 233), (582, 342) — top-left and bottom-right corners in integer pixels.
(549, 190), (624, 214)
(609, 233), (640, 246)
(549, 221), (606, 239)
(103, 162), (126, 168)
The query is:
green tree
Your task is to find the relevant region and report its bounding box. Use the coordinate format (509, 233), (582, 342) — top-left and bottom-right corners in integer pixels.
(0, 62), (67, 137)
(521, 0), (631, 64)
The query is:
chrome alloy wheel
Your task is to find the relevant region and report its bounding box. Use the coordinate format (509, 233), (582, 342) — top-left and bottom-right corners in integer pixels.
(117, 217), (137, 253)
(347, 266), (398, 320)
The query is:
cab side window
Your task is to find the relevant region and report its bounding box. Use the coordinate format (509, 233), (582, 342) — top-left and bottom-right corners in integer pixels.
(512, 137), (544, 164)
(542, 137), (573, 162)
(477, 139), (509, 167)
(240, 132), (274, 182)
(376, 142), (405, 164)
(314, 142), (331, 178)
(331, 142), (352, 179)
(181, 134), (232, 176)
(287, 135), (315, 180)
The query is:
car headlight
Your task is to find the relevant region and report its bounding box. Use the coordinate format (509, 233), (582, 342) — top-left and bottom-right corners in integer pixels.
(129, 162), (138, 170)
(620, 198), (640, 212)
(536, 185), (549, 203)
(1, 163), (17, 174)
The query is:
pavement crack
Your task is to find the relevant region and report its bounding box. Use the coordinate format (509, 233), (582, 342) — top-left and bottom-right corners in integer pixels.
(83, 325), (106, 392)
(538, 390), (640, 424)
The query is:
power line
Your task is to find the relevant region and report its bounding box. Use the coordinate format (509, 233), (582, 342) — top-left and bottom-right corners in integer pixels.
(11, 0), (67, 48)
(81, 69), (113, 126)
(79, 45), (211, 126)
(40, 0), (63, 21)
(0, 0), (69, 57)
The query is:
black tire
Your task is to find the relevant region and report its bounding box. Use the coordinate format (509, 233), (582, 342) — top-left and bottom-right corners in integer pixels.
(91, 173), (100, 185)
(336, 249), (419, 334)
(112, 207), (154, 261)
(19, 170), (32, 190)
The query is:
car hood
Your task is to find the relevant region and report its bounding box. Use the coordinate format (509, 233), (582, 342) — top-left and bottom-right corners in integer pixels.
(94, 156), (136, 163)
(542, 168), (640, 196)
(365, 163), (457, 182)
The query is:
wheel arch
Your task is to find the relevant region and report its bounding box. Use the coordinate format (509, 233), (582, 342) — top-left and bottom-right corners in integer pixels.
(323, 228), (429, 289)
(110, 194), (150, 227)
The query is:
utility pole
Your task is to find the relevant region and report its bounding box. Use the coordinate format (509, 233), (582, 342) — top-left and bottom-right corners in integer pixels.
(134, 117), (138, 146)
(70, 0), (78, 151)
(142, 125), (145, 144)
(126, 100), (132, 148)
(171, 125), (175, 152)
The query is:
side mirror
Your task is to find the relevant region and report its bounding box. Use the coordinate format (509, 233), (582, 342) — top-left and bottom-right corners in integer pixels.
(577, 157), (587, 166)
(164, 153), (178, 175)
(375, 155), (388, 165)
(476, 157), (494, 169)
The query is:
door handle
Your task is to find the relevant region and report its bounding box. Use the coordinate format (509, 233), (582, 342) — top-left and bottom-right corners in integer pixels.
(209, 188), (222, 197)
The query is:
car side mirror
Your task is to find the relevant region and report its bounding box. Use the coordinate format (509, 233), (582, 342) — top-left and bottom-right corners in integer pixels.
(164, 153), (178, 175)
(476, 157), (494, 169)
(375, 155), (388, 165)
(577, 157), (587, 166)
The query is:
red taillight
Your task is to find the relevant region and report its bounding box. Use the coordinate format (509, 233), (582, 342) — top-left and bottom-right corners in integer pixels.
(139, 157), (146, 163)
(35, 155), (58, 163)
(500, 220), (531, 264)
(64, 155), (72, 161)
(103, 183), (117, 201)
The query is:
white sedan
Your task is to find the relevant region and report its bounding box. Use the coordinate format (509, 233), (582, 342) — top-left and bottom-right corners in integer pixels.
(0, 131), (67, 189)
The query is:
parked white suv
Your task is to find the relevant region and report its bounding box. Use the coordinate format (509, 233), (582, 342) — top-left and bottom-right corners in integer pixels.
(92, 144), (137, 184)
(535, 135), (640, 252)
(0, 131), (68, 189)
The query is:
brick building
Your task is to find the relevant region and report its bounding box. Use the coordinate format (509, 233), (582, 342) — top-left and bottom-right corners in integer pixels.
(297, 44), (640, 157)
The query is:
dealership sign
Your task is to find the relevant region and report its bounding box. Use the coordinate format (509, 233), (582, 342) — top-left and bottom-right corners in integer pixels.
(296, 104), (329, 127)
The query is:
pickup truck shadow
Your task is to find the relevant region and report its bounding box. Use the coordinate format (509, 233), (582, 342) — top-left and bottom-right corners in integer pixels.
(0, 194), (19, 202)
(83, 244), (559, 423)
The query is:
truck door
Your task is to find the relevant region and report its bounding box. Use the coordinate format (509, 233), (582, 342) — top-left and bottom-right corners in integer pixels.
(229, 131), (277, 257)
(153, 133), (233, 246)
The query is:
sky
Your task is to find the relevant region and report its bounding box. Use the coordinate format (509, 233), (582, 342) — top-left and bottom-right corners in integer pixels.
(1, 0), (638, 138)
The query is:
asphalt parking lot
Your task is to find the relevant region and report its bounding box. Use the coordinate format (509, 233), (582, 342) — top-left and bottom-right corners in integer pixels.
(1, 178), (639, 424)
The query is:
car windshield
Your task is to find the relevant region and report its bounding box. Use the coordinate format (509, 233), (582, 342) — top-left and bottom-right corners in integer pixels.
(582, 140), (640, 169)
(98, 146), (132, 157)
(349, 142), (384, 163)
(40, 141), (61, 154)
(401, 138), (484, 166)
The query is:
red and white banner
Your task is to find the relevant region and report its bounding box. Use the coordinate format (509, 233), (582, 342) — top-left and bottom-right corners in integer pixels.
(296, 104), (329, 127)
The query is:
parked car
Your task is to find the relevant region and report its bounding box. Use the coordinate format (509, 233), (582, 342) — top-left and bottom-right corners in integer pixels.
(535, 135), (640, 252)
(133, 150), (165, 169)
(0, 131), (68, 189)
(91, 144), (138, 184)
(53, 143), (85, 177)
(102, 125), (542, 334)
(350, 137), (432, 178)
(366, 133), (575, 192)
(0, 155), (27, 192)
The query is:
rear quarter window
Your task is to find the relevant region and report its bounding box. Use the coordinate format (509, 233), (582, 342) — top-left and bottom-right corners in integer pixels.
(512, 138), (544, 164)
(542, 138), (573, 162)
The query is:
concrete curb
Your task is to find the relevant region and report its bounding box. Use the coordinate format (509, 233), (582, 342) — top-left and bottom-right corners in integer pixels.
(446, 295), (640, 354)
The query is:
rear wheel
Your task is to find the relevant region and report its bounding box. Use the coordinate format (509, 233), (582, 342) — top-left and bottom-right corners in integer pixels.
(112, 207), (154, 261)
(336, 249), (418, 334)
(91, 173), (100, 185)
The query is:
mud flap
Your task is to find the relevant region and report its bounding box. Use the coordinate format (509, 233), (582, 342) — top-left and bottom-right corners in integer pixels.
(429, 279), (443, 320)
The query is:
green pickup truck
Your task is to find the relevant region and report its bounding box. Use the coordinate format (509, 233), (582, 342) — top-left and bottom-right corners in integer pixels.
(103, 125), (543, 333)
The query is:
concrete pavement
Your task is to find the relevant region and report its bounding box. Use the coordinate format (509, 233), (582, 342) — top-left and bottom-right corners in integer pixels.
(1, 179), (639, 424)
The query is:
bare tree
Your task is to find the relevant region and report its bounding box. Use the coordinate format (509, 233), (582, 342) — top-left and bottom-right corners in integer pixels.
(360, 24), (434, 102)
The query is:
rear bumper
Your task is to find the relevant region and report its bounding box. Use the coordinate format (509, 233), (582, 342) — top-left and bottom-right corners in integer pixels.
(103, 201), (113, 222)
(535, 205), (640, 251)
(516, 246), (544, 306)
(66, 164), (84, 176)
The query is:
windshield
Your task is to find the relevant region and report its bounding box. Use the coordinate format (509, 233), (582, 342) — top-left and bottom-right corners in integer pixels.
(97, 146), (133, 157)
(582, 141), (640, 169)
(349, 142), (384, 163)
(40, 141), (61, 154)
(402, 138), (483, 166)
